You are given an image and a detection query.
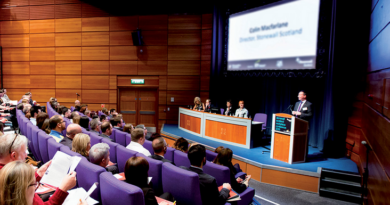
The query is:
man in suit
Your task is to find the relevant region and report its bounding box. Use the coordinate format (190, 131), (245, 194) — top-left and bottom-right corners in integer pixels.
(110, 117), (123, 131)
(59, 124), (82, 149)
(89, 143), (118, 174)
(89, 119), (101, 135)
(99, 122), (114, 142)
(180, 144), (231, 205)
(150, 137), (174, 165)
(292, 90), (313, 121)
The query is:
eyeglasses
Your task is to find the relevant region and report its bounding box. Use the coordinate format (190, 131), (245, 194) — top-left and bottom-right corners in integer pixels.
(8, 134), (18, 154)
(29, 183), (40, 191)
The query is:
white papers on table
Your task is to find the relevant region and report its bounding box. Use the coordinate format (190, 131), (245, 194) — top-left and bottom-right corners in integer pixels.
(62, 187), (99, 205)
(40, 151), (81, 188)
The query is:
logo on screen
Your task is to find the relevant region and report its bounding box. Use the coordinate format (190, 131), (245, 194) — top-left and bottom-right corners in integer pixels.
(276, 60), (283, 68)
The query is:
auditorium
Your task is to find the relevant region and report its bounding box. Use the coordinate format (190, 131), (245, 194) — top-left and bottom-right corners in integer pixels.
(0, 0), (387, 204)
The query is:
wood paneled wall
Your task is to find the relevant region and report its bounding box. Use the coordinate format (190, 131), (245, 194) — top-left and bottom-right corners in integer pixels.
(346, 1), (390, 204)
(0, 0), (212, 131)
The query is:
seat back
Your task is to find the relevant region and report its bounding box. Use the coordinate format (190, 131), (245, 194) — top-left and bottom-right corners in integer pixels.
(47, 138), (63, 159)
(90, 133), (103, 146)
(125, 134), (131, 146)
(60, 146), (82, 157)
(31, 127), (42, 162)
(203, 162), (231, 186)
(116, 145), (137, 173)
(173, 150), (191, 168)
(253, 113), (267, 130)
(62, 118), (71, 137)
(162, 163), (202, 205)
(143, 140), (154, 155)
(206, 149), (218, 162)
(38, 132), (51, 163)
(110, 128), (117, 142)
(70, 106), (74, 112)
(220, 108), (225, 115)
(115, 131), (127, 147)
(136, 153), (164, 195)
(165, 147), (175, 162)
(99, 172), (145, 205)
(101, 138), (118, 163)
(76, 158), (106, 201)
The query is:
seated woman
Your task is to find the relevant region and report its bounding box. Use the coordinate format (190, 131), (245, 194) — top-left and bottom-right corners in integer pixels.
(123, 123), (134, 134)
(79, 116), (90, 130)
(72, 133), (91, 160)
(41, 118), (51, 134)
(235, 100), (249, 118)
(125, 156), (174, 205)
(214, 148), (251, 193)
(173, 137), (189, 153)
(192, 97), (204, 111)
(225, 100), (233, 116)
(72, 115), (81, 125)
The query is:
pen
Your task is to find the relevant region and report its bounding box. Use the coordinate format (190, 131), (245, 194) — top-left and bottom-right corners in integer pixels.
(173, 201), (176, 205)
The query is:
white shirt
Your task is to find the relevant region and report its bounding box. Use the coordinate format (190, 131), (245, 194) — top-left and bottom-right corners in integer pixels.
(235, 108), (248, 118)
(30, 118), (37, 126)
(126, 141), (151, 156)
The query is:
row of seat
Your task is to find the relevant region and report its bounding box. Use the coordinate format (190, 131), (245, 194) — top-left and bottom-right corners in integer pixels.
(16, 102), (254, 205)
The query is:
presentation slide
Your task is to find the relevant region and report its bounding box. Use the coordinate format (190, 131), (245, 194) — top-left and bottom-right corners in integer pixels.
(228, 0), (320, 71)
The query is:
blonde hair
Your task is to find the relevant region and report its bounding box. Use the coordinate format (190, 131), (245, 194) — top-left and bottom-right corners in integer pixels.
(73, 115), (81, 124)
(72, 133), (91, 158)
(194, 97), (201, 105)
(0, 161), (35, 205)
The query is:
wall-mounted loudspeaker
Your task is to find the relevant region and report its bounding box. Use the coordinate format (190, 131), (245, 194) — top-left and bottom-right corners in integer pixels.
(132, 30), (143, 46)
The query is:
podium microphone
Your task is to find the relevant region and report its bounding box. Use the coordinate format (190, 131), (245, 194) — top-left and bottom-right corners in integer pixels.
(76, 93), (80, 96)
(282, 105), (293, 113)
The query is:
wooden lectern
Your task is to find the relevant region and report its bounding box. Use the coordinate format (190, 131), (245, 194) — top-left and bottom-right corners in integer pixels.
(270, 113), (309, 164)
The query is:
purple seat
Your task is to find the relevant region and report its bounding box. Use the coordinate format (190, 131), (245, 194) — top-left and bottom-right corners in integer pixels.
(125, 134), (131, 146)
(221, 108), (225, 115)
(62, 118), (71, 137)
(76, 158), (106, 201)
(90, 133), (103, 146)
(60, 146), (82, 157)
(253, 113), (267, 131)
(173, 150), (191, 168)
(143, 140), (154, 155)
(206, 149), (218, 162)
(100, 172), (145, 205)
(165, 147), (175, 162)
(116, 145), (137, 173)
(27, 123), (40, 161)
(162, 163), (202, 205)
(47, 138), (63, 159)
(70, 106), (74, 112)
(115, 131), (127, 147)
(109, 128), (117, 142)
(237, 187), (255, 205)
(38, 132), (51, 163)
(203, 162), (230, 186)
(102, 138), (118, 163)
(235, 172), (247, 180)
(136, 153), (164, 195)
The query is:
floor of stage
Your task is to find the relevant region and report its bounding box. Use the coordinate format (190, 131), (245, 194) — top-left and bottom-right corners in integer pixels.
(162, 124), (359, 174)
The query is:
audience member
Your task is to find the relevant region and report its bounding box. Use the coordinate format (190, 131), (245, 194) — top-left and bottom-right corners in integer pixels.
(70, 111), (79, 123)
(151, 137), (174, 165)
(73, 115), (81, 125)
(102, 107), (109, 116)
(48, 115), (65, 142)
(0, 122), (4, 135)
(79, 104), (87, 114)
(90, 119), (101, 135)
(62, 107), (71, 119)
(29, 106), (39, 126)
(41, 119), (51, 134)
(214, 146), (224, 154)
(150, 133), (161, 141)
(75, 100), (80, 107)
(173, 137), (189, 153)
(109, 109), (115, 118)
(79, 116), (89, 130)
(59, 124), (82, 150)
(1, 89), (11, 103)
(126, 128), (151, 156)
(23, 103), (32, 115)
(181, 144), (231, 205)
(111, 117), (123, 131)
(125, 157), (174, 205)
(85, 110), (91, 118)
(72, 133), (91, 159)
(123, 123), (134, 134)
(136, 124), (151, 140)
(99, 122), (114, 142)
(36, 113), (49, 130)
(74, 105), (81, 112)
(89, 143), (118, 174)
(100, 115), (108, 123)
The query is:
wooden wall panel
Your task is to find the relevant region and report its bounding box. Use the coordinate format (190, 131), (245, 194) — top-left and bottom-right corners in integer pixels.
(142, 31), (168, 46)
(0, 34), (29, 47)
(82, 32), (109, 46)
(159, 105), (167, 119)
(166, 91), (199, 105)
(201, 44), (211, 60)
(82, 76), (109, 90)
(55, 47), (81, 60)
(167, 76), (200, 91)
(138, 46), (168, 61)
(367, 150), (390, 205)
(348, 101), (363, 128)
(86, 104), (107, 111)
(110, 31), (133, 45)
(139, 15), (168, 30)
(109, 76), (117, 89)
(82, 90), (109, 103)
(2, 48), (29, 61)
(262, 169), (319, 192)
(168, 46), (201, 60)
(82, 46), (109, 60)
(54, 4), (81, 19)
(29, 0), (55, 6)
(31, 89), (56, 103)
(200, 91), (209, 101)
(7, 89), (31, 100)
(55, 33), (81, 46)
(247, 164), (261, 182)
(30, 48), (55, 61)
(55, 18), (81, 33)
(30, 62), (55, 74)
(0, 5), (29, 21)
(201, 61), (211, 76)
(110, 16), (138, 31)
(168, 30), (201, 45)
(110, 61), (138, 75)
(56, 75), (81, 89)
(56, 89), (82, 103)
(168, 15), (201, 30)
(109, 46), (137, 60)
(30, 75), (55, 88)
(3, 62), (30, 75)
(201, 29), (212, 45)
(4, 75), (30, 88)
(30, 5), (55, 20)
(109, 90), (117, 104)
(81, 3), (109, 18)
(159, 91), (167, 105)
(82, 61), (110, 75)
(0, 21), (29, 34)
(166, 105), (180, 120)
(168, 61), (200, 75)
(30, 19), (55, 33)
(159, 76), (167, 90)
(55, 61), (81, 74)
(82, 17), (109, 32)
(138, 61), (167, 75)
(200, 76), (210, 91)
(202, 14), (213, 29)
(30, 33), (55, 47)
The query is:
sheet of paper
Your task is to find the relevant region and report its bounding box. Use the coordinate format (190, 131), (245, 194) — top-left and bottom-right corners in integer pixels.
(113, 174), (122, 179)
(63, 188), (98, 205)
(69, 156), (82, 173)
(40, 151), (75, 188)
(84, 182), (98, 201)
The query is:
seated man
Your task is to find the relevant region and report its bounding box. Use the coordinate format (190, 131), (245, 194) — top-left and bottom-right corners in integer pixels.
(85, 110), (91, 118)
(110, 117), (123, 131)
(180, 144), (231, 205)
(75, 100), (80, 107)
(99, 122), (114, 142)
(100, 115), (108, 123)
(135, 124), (152, 140)
(89, 119), (101, 135)
(62, 107), (71, 119)
(89, 143), (118, 174)
(151, 137), (174, 165)
(126, 128), (151, 156)
(29, 106), (39, 126)
(59, 124), (82, 149)
(48, 115), (65, 142)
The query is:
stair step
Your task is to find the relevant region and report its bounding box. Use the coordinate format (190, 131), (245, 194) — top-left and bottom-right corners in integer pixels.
(322, 168), (361, 178)
(320, 187), (361, 198)
(321, 168), (361, 183)
(322, 177), (361, 187)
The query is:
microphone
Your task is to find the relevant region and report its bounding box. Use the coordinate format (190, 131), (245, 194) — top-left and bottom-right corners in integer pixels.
(361, 141), (372, 150)
(282, 105), (293, 113)
(76, 93), (80, 96)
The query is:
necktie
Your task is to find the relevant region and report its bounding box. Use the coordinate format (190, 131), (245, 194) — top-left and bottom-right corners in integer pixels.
(297, 101), (303, 112)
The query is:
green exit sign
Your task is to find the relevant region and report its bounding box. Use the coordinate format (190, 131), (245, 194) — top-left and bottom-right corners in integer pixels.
(131, 79), (145, 84)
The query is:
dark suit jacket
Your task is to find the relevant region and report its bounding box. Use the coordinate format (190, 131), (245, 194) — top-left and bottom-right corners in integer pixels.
(180, 166), (229, 205)
(293, 100), (313, 121)
(150, 154), (175, 165)
(99, 133), (114, 142)
(59, 137), (73, 150)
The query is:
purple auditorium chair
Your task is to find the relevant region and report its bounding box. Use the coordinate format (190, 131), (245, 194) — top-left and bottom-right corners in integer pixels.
(116, 145), (137, 173)
(136, 153), (164, 195)
(47, 138), (63, 159)
(206, 149), (218, 162)
(102, 138), (118, 163)
(165, 147), (175, 162)
(27, 123), (40, 160)
(173, 150), (191, 168)
(115, 131), (127, 147)
(98, 111), (102, 116)
(90, 133), (103, 146)
(143, 140), (154, 155)
(38, 132), (51, 163)
(125, 134), (131, 146)
(221, 108), (225, 115)
(62, 119), (70, 137)
(110, 129), (117, 142)
(76, 158), (106, 201)
(70, 106), (74, 112)
(100, 172), (145, 205)
(203, 162), (230, 186)
(236, 187), (255, 205)
(60, 146), (82, 157)
(162, 163), (202, 205)
(253, 113), (267, 131)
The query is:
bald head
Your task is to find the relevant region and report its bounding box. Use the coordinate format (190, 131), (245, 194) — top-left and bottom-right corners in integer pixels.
(75, 100), (80, 106)
(152, 137), (167, 155)
(66, 124), (82, 139)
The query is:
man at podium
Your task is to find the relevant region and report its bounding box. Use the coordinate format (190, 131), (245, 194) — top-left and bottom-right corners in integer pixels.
(292, 91), (312, 121)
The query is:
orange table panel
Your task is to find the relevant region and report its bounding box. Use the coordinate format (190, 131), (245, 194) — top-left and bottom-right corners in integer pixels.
(205, 119), (247, 145)
(179, 113), (201, 134)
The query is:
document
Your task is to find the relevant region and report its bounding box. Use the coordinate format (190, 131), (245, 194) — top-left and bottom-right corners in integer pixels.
(62, 186), (99, 205)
